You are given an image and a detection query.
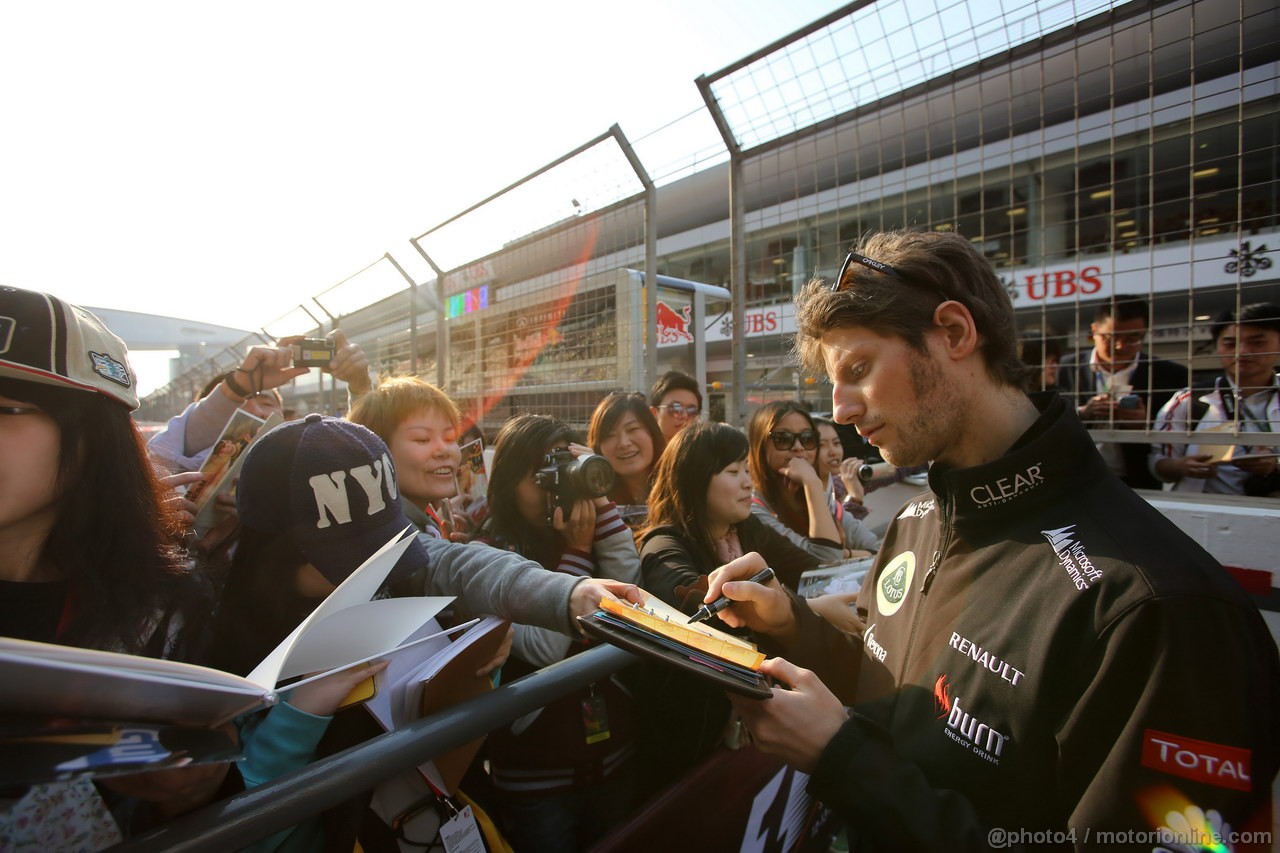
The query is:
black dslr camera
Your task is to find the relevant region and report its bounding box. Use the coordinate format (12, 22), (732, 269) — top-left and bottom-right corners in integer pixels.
(533, 449), (615, 525)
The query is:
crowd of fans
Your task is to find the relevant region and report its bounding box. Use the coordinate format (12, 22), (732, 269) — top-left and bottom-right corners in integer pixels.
(1, 236), (1277, 851)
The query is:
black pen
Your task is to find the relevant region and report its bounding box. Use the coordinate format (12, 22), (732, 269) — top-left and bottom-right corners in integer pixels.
(689, 567), (776, 624)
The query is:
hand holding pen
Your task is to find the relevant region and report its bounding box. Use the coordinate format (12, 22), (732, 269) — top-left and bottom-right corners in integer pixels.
(702, 552), (798, 643)
(690, 566), (776, 624)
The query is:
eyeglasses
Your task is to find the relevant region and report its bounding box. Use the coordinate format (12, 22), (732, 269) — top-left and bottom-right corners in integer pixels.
(768, 429), (819, 451)
(830, 252), (906, 292)
(657, 402), (700, 418)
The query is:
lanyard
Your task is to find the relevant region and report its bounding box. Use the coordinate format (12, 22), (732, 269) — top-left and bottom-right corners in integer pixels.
(1217, 375), (1278, 434)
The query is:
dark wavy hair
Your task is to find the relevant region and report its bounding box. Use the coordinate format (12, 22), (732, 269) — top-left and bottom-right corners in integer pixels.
(746, 400), (816, 535)
(0, 378), (199, 655)
(482, 414), (574, 567)
(641, 421), (750, 568)
(795, 230), (1025, 388)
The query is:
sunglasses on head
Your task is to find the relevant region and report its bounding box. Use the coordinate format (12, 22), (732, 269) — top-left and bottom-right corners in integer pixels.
(830, 251), (950, 304)
(768, 429), (819, 451)
(830, 252), (905, 292)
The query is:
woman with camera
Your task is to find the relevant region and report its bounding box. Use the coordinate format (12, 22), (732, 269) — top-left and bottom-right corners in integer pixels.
(472, 414), (641, 852)
(586, 391), (666, 526)
(747, 401), (879, 561)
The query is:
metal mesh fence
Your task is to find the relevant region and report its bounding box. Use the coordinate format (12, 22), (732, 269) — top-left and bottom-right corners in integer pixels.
(696, 0), (1280, 447)
(143, 0), (1279, 461)
(411, 126), (656, 435)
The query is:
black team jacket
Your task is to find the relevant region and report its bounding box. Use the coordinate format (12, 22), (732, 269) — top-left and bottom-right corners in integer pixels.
(773, 394), (1279, 851)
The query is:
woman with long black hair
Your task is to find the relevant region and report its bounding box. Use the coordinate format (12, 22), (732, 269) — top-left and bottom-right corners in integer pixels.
(639, 420), (820, 613)
(474, 413), (641, 852)
(0, 287), (219, 847)
(632, 421), (821, 795)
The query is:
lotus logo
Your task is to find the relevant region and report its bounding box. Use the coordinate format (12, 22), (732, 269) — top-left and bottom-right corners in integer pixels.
(876, 551), (915, 617)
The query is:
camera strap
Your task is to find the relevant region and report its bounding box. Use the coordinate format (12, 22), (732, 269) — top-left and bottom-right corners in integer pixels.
(1216, 375), (1278, 434)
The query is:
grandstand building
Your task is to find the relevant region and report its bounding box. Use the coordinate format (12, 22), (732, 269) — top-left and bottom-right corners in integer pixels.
(146, 0), (1278, 430)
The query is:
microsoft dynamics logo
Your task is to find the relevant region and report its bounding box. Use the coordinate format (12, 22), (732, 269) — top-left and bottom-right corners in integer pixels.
(1041, 524), (1103, 591)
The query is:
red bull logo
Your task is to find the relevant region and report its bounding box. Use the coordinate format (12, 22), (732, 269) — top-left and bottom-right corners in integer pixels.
(656, 301), (693, 344)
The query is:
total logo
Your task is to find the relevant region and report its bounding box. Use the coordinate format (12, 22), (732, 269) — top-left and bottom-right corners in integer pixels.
(1041, 524), (1104, 591)
(933, 674), (1010, 766)
(876, 552), (915, 617)
(969, 463), (1044, 507)
(1142, 729), (1252, 792)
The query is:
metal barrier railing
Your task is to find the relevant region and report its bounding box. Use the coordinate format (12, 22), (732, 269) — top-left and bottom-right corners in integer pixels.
(115, 644), (636, 852)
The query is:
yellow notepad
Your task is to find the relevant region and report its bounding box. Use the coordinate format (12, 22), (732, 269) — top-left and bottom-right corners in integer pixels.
(599, 592), (765, 671)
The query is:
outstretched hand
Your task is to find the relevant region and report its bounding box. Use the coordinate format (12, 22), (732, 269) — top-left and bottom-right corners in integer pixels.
(806, 592), (861, 635)
(159, 471), (203, 529)
(569, 577), (643, 626)
(325, 329), (373, 396)
(287, 660), (389, 717)
(237, 339), (309, 393)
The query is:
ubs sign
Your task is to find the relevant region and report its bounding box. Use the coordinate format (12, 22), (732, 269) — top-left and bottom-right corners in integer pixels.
(1003, 266), (1103, 302)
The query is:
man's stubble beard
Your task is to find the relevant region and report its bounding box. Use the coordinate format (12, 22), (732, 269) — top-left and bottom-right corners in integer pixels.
(878, 350), (965, 469)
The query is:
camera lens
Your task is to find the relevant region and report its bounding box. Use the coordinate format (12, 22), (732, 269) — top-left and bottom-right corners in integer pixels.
(573, 454), (616, 498)
(857, 463), (874, 482)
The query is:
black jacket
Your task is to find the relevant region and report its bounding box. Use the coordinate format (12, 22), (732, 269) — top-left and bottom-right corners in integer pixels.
(782, 395), (1279, 851)
(1057, 351), (1189, 488)
(639, 513), (819, 613)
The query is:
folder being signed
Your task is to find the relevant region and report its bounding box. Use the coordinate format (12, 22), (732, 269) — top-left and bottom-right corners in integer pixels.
(577, 591), (771, 699)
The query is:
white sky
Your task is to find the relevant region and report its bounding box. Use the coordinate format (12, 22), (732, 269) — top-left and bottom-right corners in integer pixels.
(1, 0), (844, 339)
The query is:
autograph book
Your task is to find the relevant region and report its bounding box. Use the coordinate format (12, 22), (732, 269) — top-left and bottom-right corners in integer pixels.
(365, 615), (511, 794)
(578, 591), (771, 699)
(0, 530), (454, 730)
